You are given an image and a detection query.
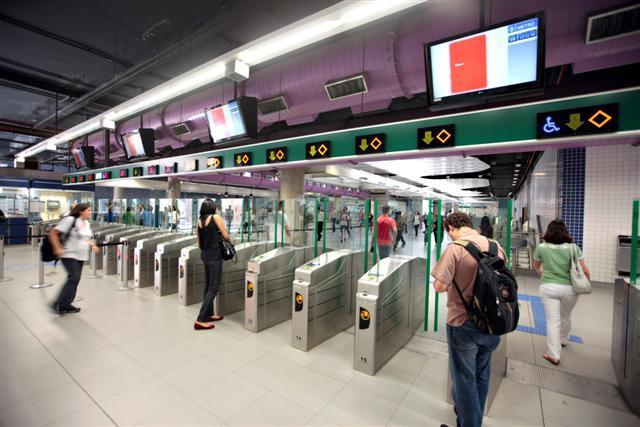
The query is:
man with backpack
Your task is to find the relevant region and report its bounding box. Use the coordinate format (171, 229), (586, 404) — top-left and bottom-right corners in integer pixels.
(432, 212), (518, 427)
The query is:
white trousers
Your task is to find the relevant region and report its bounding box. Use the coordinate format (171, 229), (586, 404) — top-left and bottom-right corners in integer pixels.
(539, 283), (578, 360)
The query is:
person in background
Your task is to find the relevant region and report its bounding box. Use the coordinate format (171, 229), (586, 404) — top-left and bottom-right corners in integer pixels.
(376, 206), (397, 259)
(49, 204), (99, 314)
(432, 212), (506, 427)
(171, 205), (179, 230)
(359, 208), (365, 227)
(339, 207), (351, 243)
(107, 202), (113, 223)
(533, 219), (591, 365)
(139, 205), (145, 226)
(194, 198), (230, 330)
(224, 205), (234, 230)
(124, 206), (133, 225)
(414, 210), (422, 238)
(275, 201), (292, 242)
(393, 211), (406, 251)
(330, 208), (337, 233)
(479, 215), (494, 239)
(317, 206), (324, 242)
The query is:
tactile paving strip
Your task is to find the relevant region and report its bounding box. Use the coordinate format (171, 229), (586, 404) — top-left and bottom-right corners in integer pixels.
(507, 359), (629, 412)
(404, 334), (449, 360)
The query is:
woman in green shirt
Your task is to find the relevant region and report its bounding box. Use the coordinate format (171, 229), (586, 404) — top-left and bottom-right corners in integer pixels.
(533, 220), (591, 365)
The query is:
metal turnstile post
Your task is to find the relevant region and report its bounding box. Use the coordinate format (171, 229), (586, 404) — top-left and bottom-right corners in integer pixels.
(86, 249), (102, 279)
(117, 241), (132, 291)
(0, 235), (12, 282)
(30, 238), (53, 289)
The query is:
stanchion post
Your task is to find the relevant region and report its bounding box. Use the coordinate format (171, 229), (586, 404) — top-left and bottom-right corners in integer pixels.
(117, 241), (132, 291)
(86, 246), (102, 279)
(0, 234), (12, 282)
(30, 238), (52, 289)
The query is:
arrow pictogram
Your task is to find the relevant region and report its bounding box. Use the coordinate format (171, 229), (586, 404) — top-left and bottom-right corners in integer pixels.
(566, 113), (584, 131)
(269, 151), (276, 161)
(309, 145), (317, 157)
(236, 155), (242, 165)
(422, 131), (434, 145)
(359, 138), (368, 151)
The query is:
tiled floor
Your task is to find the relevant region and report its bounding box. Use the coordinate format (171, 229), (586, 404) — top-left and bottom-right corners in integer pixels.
(1, 243), (639, 426)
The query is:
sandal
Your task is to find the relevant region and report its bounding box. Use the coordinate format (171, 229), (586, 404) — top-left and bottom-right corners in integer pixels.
(543, 353), (559, 365)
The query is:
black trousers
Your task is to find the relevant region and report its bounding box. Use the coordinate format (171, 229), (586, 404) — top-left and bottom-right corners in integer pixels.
(394, 231), (406, 250)
(197, 250), (223, 322)
(55, 258), (84, 309)
(414, 224), (420, 237)
(317, 221), (324, 241)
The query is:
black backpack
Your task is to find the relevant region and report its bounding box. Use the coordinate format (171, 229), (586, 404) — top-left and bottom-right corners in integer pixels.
(452, 239), (519, 335)
(41, 218), (76, 262)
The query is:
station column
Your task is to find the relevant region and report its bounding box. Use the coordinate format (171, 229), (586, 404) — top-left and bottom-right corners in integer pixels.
(167, 177), (181, 201)
(279, 169), (305, 246)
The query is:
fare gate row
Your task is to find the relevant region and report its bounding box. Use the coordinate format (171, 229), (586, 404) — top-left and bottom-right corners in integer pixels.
(134, 233), (178, 288)
(116, 231), (167, 282)
(177, 241), (271, 311)
(154, 236), (198, 296)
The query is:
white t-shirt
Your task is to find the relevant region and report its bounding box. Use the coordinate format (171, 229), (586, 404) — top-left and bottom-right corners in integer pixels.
(54, 217), (92, 261)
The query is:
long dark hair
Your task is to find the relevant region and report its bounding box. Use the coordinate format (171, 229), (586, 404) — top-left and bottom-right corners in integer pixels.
(70, 203), (91, 218)
(479, 216), (494, 239)
(199, 198), (216, 222)
(543, 219), (573, 244)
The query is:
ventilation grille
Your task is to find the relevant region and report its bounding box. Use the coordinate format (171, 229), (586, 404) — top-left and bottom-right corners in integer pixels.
(171, 122), (191, 136)
(258, 96), (288, 115)
(586, 3), (640, 44)
(325, 74), (368, 100)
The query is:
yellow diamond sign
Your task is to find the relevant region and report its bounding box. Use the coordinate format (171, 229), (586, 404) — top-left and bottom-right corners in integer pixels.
(370, 137), (382, 150)
(318, 144), (327, 156)
(588, 110), (612, 128)
(242, 154), (249, 164)
(276, 150), (285, 160)
(436, 129), (452, 143)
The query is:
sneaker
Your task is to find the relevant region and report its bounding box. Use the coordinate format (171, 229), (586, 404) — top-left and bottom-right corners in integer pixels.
(59, 306), (81, 314)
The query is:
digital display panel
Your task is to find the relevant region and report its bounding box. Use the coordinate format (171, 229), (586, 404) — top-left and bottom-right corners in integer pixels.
(119, 169), (129, 178)
(426, 13), (543, 106)
(205, 100), (247, 142)
(132, 167), (144, 177)
(70, 176), (77, 183)
(148, 165), (159, 175)
(164, 163), (177, 174)
(183, 159), (199, 172)
(71, 148), (86, 169)
(121, 132), (146, 159)
(101, 171), (112, 180)
(87, 173), (95, 182)
(78, 175), (86, 183)
(206, 156), (223, 169)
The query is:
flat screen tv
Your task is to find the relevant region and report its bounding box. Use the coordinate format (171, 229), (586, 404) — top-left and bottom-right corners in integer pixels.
(205, 97), (257, 143)
(425, 12), (544, 108)
(121, 128), (156, 160)
(71, 146), (95, 169)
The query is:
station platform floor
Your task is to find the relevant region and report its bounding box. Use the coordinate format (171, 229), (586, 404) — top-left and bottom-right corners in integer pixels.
(1, 242), (639, 426)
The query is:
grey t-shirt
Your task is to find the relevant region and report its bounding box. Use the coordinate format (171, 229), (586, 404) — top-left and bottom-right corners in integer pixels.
(54, 217), (92, 261)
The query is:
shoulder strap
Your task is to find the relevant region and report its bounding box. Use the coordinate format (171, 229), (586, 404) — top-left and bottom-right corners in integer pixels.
(62, 217), (77, 242)
(452, 279), (472, 314)
(488, 239), (498, 257)
(452, 239), (484, 261)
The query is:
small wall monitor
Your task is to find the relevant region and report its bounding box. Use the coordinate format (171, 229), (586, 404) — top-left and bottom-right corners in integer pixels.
(425, 12), (544, 108)
(121, 128), (156, 160)
(71, 146), (95, 169)
(205, 97), (257, 143)
(148, 165), (159, 175)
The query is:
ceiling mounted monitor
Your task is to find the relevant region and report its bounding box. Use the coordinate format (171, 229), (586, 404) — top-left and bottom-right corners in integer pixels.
(120, 128), (156, 160)
(204, 97), (257, 143)
(71, 146), (95, 170)
(425, 12), (545, 108)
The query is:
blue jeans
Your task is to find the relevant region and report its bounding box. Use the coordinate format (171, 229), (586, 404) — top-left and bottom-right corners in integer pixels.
(447, 320), (500, 427)
(378, 245), (391, 259)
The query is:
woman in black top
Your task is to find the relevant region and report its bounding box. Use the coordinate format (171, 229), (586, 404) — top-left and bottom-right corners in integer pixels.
(194, 199), (231, 330)
(479, 215), (494, 239)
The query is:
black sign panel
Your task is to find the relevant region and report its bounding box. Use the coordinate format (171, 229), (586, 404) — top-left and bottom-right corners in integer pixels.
(234, 152), (253, 167)
(417, 124), (455, 149)
(266, 147), (288, 164)
(306, 141), (331, 160)
(164, 163), (177, 174)
(206, 156), (223, 169)
(63, 177), (70, 184)
(87, 173), (95, 182)
(101, 171), (112, 180)
(78, 175), (86, 183)
(355, 133), (386, 155)
(132, 167), (144, 177)
(119, 169), (129, 178)
(148, 165), (159, 175)
(537, 103), (618, 139)
(70, 176), (78, 183)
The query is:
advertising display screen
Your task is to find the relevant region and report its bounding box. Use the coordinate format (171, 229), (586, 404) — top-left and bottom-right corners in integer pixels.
(122, 132), (146, 159)
(71, 148), (86, 169)
(205, 100), (247, 143)
(426, 13), (544, 106)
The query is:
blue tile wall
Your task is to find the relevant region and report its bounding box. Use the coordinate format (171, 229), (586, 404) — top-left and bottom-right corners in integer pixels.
(559, 148), (585, 249)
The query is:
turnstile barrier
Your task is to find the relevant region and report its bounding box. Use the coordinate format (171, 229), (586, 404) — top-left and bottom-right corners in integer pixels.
(117, 231), (165, 282)
(154, 236), (197, 296)
(244, 246), (316, 332)
(178, 241), (271, 309)
(291, 249), (369, 351)
(134, 233), (176, 288)
(102, 228), (151, 275)
(354, 255), (426, 375)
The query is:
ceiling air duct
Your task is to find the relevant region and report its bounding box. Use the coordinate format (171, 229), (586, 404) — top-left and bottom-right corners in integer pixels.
(258, 96), (288, 115)
(586, 3), (640, 44)
(170, 122), (191, 136)
(324, 74), (368, 101)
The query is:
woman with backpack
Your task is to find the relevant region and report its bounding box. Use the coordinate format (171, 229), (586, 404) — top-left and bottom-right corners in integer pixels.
(533, 219), (591, 365)
(194, 199), (230, 330)
(49, 204), (99, 314)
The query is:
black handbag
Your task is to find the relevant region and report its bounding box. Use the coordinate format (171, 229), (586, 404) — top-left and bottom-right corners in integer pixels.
(212, 220), (236, 262)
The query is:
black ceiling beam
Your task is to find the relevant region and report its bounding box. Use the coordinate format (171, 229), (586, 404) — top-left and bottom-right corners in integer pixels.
(0, 121), (56, 138)
(0, 56), (96, 90)
(0, 13), (135, 68)
(0, 68), (84, 99)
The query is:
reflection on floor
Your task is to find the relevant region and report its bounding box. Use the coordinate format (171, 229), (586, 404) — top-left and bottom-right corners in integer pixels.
(1, 244), (638, 426)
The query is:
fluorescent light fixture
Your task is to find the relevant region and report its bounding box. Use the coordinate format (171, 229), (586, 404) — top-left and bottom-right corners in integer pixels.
(101, 118), (116, 130)
(14, 0), (424, 159)
(15, 156), (25, 163)
(45, 142), (57, 151)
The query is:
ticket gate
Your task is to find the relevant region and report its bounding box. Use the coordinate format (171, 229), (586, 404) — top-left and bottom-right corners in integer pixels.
(178, 241), (271, 308)
(154, 236), (197, 296)
(134, 233), (177, 288)
(102, 228), (150, 275)
(117, 231), (165, 282)
(90, 224), (125, 270)
(291, 250), (369, 351)
(244, 246), (316, 333)
(353, 255), (426, 375)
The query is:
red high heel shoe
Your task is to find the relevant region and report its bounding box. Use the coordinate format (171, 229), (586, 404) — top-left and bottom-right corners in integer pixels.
(194, 322), (215, 330)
